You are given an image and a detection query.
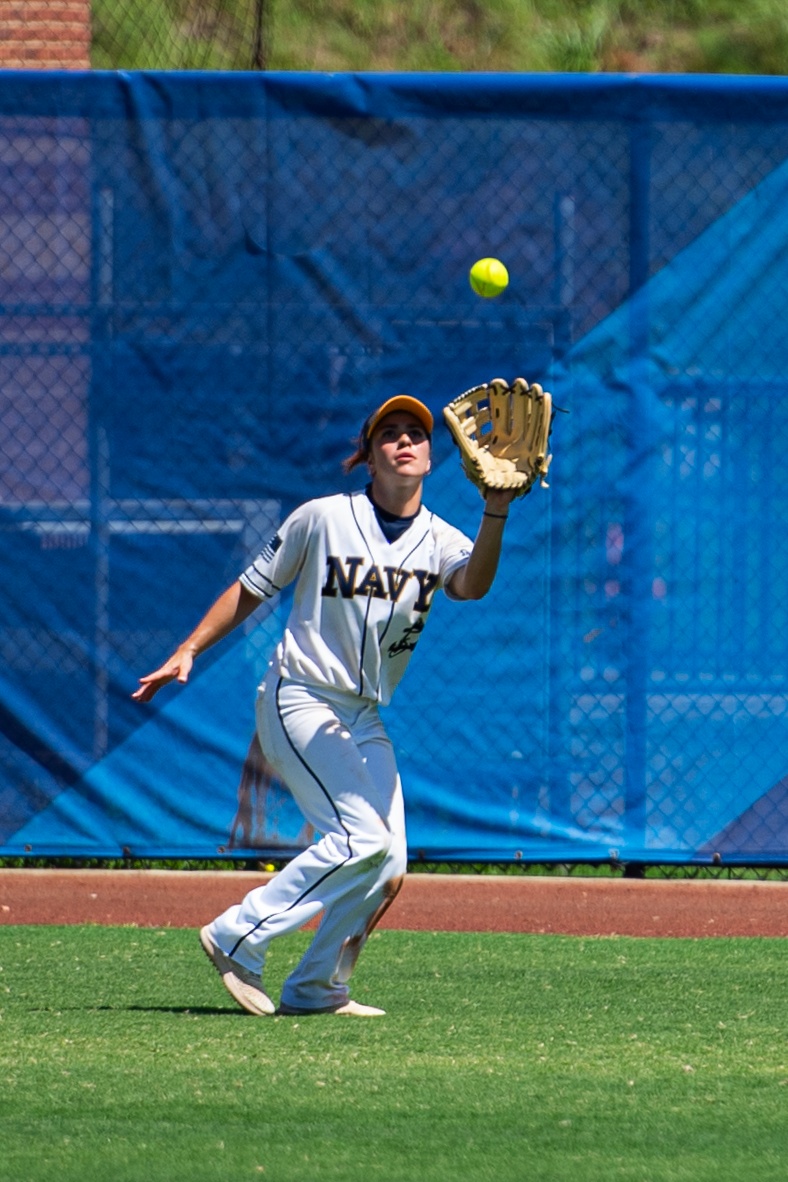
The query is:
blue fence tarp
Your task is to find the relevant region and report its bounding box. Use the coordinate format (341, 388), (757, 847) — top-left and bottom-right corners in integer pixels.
(3, 71), (788, 863)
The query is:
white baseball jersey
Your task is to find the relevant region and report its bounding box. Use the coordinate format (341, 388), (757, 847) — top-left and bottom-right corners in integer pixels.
(239, 490), (473, 705)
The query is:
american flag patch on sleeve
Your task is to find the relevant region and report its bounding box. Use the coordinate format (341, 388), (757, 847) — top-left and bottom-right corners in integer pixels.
(260, 533), (283, 564)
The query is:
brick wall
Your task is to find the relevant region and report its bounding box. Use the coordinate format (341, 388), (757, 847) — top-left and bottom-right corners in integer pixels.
(0, 0), (91, 68)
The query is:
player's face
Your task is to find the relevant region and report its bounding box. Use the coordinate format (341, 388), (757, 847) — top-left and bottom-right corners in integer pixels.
(369, 413), (431, 482)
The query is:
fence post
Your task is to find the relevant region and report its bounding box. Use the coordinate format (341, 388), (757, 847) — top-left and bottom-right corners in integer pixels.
(89, 186), (115, 763)
(623, 115), (654, 859)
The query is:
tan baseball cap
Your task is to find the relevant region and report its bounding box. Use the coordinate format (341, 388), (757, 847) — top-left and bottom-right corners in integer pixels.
(361, 396), (434, 448)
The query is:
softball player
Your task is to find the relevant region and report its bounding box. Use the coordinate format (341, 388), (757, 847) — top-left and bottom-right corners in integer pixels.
(134, 395), (516, 1016)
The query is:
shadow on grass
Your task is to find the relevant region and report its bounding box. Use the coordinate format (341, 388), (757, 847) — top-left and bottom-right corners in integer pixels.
(127, 1004), (247, 1015)
(28, 1004), (245, 1016)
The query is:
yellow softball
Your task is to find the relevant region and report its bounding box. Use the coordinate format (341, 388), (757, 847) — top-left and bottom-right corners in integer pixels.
(469, 257), (509, 298)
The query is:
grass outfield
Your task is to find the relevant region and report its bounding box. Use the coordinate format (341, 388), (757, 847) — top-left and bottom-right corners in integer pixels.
(1, 928), (786, 1182)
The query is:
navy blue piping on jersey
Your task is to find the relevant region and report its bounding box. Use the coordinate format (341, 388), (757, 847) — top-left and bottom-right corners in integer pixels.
(227, 676), (356, 960)
(378, 525), (431, 649)
(349, 494), (430, 696)
(240, 566), (281, 599)
(357, 593), (374, 698)
(349, 494), (377, 697)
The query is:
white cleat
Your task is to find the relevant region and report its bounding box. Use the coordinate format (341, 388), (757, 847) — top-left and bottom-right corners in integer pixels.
(277, 998), (386, 1017)
(199, 925), (275, 1016)
(331, 999), (387, 1017)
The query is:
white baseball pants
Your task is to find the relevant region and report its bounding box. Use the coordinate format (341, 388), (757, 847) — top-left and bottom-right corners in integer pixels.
(206, 671), (408, 1011)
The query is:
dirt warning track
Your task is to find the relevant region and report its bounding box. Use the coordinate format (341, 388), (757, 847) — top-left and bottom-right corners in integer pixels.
(1, 870), (786, 937)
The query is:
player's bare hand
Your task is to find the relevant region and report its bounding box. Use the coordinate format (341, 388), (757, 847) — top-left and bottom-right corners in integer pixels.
(484, 488), (516, 515)
(132, 649), (195, 702)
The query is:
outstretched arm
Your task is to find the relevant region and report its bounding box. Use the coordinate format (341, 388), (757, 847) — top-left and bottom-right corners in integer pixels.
(132, 580), (260, 702)
(447, 489), (516, 602)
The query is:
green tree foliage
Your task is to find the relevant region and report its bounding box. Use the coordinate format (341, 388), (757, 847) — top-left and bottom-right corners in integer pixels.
(91, 0), (788, 73)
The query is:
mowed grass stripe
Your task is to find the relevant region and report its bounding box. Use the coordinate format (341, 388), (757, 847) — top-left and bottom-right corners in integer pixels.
(1, 927), (786, 1182)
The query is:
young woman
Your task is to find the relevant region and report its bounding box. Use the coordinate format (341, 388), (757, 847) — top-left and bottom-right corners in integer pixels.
(133, 395), (515, 1016)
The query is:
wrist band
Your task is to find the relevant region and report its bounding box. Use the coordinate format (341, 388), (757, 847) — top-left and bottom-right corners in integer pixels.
(483, 511), (508, 520)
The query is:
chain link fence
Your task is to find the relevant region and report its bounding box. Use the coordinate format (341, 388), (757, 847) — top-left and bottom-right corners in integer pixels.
(3, 74), (788, 872)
